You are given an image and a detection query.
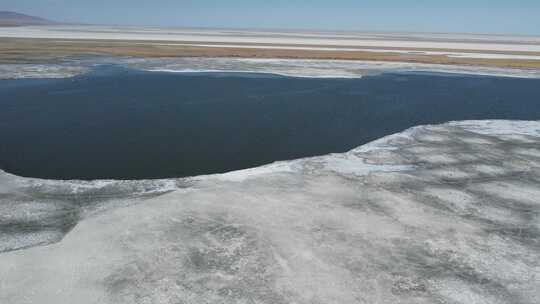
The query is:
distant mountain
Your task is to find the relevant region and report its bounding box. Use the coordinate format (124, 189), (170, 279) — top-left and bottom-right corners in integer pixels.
(0, 11), (58, 26)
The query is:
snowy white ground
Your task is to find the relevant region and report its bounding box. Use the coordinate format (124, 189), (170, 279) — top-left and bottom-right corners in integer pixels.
(2, 26), (540, 53)
(2, 56), (540, 79)
(1, 120), (540, 304)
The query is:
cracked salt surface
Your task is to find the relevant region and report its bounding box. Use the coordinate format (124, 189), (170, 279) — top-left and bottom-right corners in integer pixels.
(1, 120), (540, 303)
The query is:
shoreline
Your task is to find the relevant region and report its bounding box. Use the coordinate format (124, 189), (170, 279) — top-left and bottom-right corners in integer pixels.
(2, 119), (539, 303)
(2, 119), (537, 184)
(2, 56), (540, 80)
(2, 37), (540, 69)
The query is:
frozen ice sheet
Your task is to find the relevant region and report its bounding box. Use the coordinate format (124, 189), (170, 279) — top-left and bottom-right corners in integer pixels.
(1, 120), (540, 304)
(2, 56), (540, 79)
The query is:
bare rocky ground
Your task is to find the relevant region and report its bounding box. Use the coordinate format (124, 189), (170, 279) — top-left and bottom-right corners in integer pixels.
(1, 120), (539, 304)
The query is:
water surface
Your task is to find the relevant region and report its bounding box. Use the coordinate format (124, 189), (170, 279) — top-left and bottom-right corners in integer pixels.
(1, 66), (539, 179)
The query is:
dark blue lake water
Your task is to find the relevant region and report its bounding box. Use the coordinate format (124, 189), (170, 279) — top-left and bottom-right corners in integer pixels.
(1, 66), (539, 179)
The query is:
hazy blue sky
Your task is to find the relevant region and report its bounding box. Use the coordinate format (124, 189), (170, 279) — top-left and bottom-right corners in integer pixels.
(2, 0), (540, 35)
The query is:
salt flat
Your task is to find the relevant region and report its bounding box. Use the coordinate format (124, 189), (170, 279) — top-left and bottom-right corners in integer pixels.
(1, 120), (539, 304)
(2, 26), (540, 69)
(1, 26), (540, 53)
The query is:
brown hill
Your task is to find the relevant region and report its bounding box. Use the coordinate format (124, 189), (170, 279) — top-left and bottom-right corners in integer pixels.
(0, 11), (58, 26)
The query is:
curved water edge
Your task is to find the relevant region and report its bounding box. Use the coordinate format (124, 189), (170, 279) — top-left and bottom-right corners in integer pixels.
(3, 68), (540, 180)
(2, 119), (540, 304)
(1, 119), (539, 254)
(2, 119), (539, 185)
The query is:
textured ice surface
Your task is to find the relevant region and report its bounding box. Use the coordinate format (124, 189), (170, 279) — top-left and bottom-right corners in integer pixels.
(2, 56), (540, 79)
(0, 62), (89, 79)
(1, 120), (540, 304)
(133, 57), (540, 78)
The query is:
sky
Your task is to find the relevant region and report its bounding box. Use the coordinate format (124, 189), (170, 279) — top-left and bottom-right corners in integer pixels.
(2, 0), (540, 35)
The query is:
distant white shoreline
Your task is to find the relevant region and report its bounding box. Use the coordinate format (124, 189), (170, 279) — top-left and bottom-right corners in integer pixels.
(2, 25), (540, 53)
(1, 57), (540, 79)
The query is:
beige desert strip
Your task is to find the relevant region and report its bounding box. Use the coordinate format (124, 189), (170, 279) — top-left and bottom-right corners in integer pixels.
(1, 37), (540, 69)
(35, 38), (540, 56)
